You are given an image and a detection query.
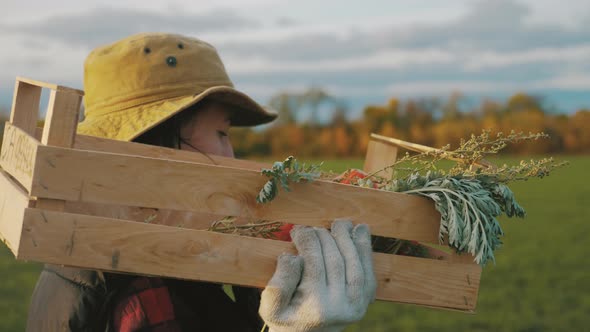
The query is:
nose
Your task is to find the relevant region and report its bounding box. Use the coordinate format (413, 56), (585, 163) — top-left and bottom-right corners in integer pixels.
(225, 143), (235, 158)
(166, 56), (177, 67)
(223, 144), (235, 158)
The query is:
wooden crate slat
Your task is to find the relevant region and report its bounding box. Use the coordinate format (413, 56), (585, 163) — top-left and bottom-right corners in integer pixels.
(16, 76), (84, 95)
(40, 89), (82, 148)
(37, 85), (83, 212)
(31, 144), (442, 244)
(370, 133), (495, 169)
(62, 201), (477, 265)
(63, 201), (226, 229)
(0, 171), (31, 253)
(74, 134), (271, 171)
(19, 208), (481, 311)
(32, 129), (271, 171)
(0, 123), (39, 191)
(363, 139), (398, 179)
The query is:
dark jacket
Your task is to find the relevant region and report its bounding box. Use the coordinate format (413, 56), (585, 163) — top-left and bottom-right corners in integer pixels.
(26, 264), (263, 331)
(27, 265), (110, 331)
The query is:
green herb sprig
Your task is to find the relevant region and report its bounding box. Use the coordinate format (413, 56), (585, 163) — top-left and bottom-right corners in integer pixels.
(256, 131), (567, 266)
(374, 172), (518, 265)
(256, 156), (322, 204)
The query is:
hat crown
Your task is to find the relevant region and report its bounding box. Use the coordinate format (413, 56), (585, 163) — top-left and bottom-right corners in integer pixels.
(83, 33), (234, 116)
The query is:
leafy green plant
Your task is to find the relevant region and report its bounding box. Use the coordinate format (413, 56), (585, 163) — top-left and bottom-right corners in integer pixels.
(378, 172), (518, 265)
(256, 156), (322, 203)
(256, 131), (567, 266)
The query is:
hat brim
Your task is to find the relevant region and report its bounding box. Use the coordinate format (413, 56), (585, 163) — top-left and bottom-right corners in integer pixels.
(78, 86), (277, 142)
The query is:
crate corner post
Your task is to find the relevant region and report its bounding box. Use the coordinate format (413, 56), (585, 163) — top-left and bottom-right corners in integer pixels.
(37, 82), (84, 211)
(0, 77), (83, 258)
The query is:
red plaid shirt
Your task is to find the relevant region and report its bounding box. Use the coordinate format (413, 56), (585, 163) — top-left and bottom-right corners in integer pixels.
(110, 276), (264, 332)
(110, 224), (296, 331)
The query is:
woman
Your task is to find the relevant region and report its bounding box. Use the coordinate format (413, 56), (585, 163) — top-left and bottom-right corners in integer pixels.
(26, 33), (376, 332)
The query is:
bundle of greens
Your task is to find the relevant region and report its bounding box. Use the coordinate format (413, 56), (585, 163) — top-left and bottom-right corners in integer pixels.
(256, 156), (322, 204)
(256, 131), (566, 266)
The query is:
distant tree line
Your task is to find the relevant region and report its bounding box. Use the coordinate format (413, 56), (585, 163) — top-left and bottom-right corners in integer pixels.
(0, 90), (588, 158)
(230, 89), (590, 158)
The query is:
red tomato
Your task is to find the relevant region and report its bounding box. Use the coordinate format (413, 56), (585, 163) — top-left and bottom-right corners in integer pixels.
(273, 223), (294, 241)
(337, 169), (379, 188)
(338, 169), (368, 184)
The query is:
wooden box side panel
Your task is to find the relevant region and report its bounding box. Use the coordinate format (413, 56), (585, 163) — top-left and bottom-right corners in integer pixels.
(74, 134), (271, 171)
(9, 80), (42, 137)
(31, 144), (442, 244)
(20, 208), (481, 311)
(0, 123), (39, 191)
(1, 78), (483, 312)
(32, 129), (272, 171)
(363, 139), (398, 179)
(63, 201), (223, 229)
(0, 171), (32, 254)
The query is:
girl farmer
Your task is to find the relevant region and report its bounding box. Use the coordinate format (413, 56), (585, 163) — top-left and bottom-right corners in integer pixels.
(26, 33), (376, 332)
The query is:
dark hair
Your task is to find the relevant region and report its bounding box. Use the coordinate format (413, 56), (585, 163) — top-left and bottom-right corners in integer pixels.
(132, 108), (194, 148)
(132, 102), (218, 164)
(133, 99), (226, 164)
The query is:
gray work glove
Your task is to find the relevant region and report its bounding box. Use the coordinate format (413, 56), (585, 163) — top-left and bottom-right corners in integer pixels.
(259, 220), (377, 332)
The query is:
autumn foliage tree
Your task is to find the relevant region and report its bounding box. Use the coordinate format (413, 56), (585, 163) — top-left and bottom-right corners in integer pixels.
(230, 90), (589, 158)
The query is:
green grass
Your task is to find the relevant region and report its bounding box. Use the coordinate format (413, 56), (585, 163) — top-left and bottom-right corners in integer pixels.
(341, 155), (590, 332)
(0, 247), (41, 331)
(1, 156), (588, 331)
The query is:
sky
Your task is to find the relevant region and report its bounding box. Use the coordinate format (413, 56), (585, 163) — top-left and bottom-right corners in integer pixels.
(1, 0), (589, 120)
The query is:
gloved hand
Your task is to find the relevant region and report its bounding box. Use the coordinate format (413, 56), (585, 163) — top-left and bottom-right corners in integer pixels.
(259, 219), (376, 332)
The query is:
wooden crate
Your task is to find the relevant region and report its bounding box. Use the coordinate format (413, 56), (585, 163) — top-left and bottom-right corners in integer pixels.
(0, 77), (481, 312)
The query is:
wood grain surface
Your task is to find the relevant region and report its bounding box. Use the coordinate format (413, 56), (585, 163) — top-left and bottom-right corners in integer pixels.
(9, 80), (42, 137)
(74, 134), (271, 171)
(32, 145), (442, 243)
(0, 123), (39, 191)
(19, 208), (481, 311)
(0, 171), (31, 253)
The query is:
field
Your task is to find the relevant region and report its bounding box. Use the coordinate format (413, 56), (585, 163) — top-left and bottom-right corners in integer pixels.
(1, 155), (589, 331)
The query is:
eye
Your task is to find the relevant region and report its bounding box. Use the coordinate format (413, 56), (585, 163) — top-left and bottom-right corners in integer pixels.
(177, 43), (184, 49)
(144, 47), (151, 54)
(217, 130), (228, 138)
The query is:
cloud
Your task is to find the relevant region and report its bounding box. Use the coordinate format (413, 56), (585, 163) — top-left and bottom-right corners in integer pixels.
(0, 34), (87, 90)
(1, 0), (589, 113)
(224, 43), (590, 77)
(0, 7), (259, 48)
(464, 45), (590, 71)
(536, 73), (590, 90)
(224, 48), (455, 74)
(384, 74), (590, 97)
(234, 71), (590, 101)
(275, 17), (297, 27)
(213, 0), (590, 63)
(214, 0), (590, 112)
(386, 80), (527, 96)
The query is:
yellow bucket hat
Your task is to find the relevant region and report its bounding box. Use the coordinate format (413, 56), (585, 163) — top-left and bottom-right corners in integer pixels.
(78, 32), (277, 141)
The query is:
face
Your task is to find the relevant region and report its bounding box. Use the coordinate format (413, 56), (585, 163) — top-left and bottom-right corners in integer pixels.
(179, 101), (234, 158)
